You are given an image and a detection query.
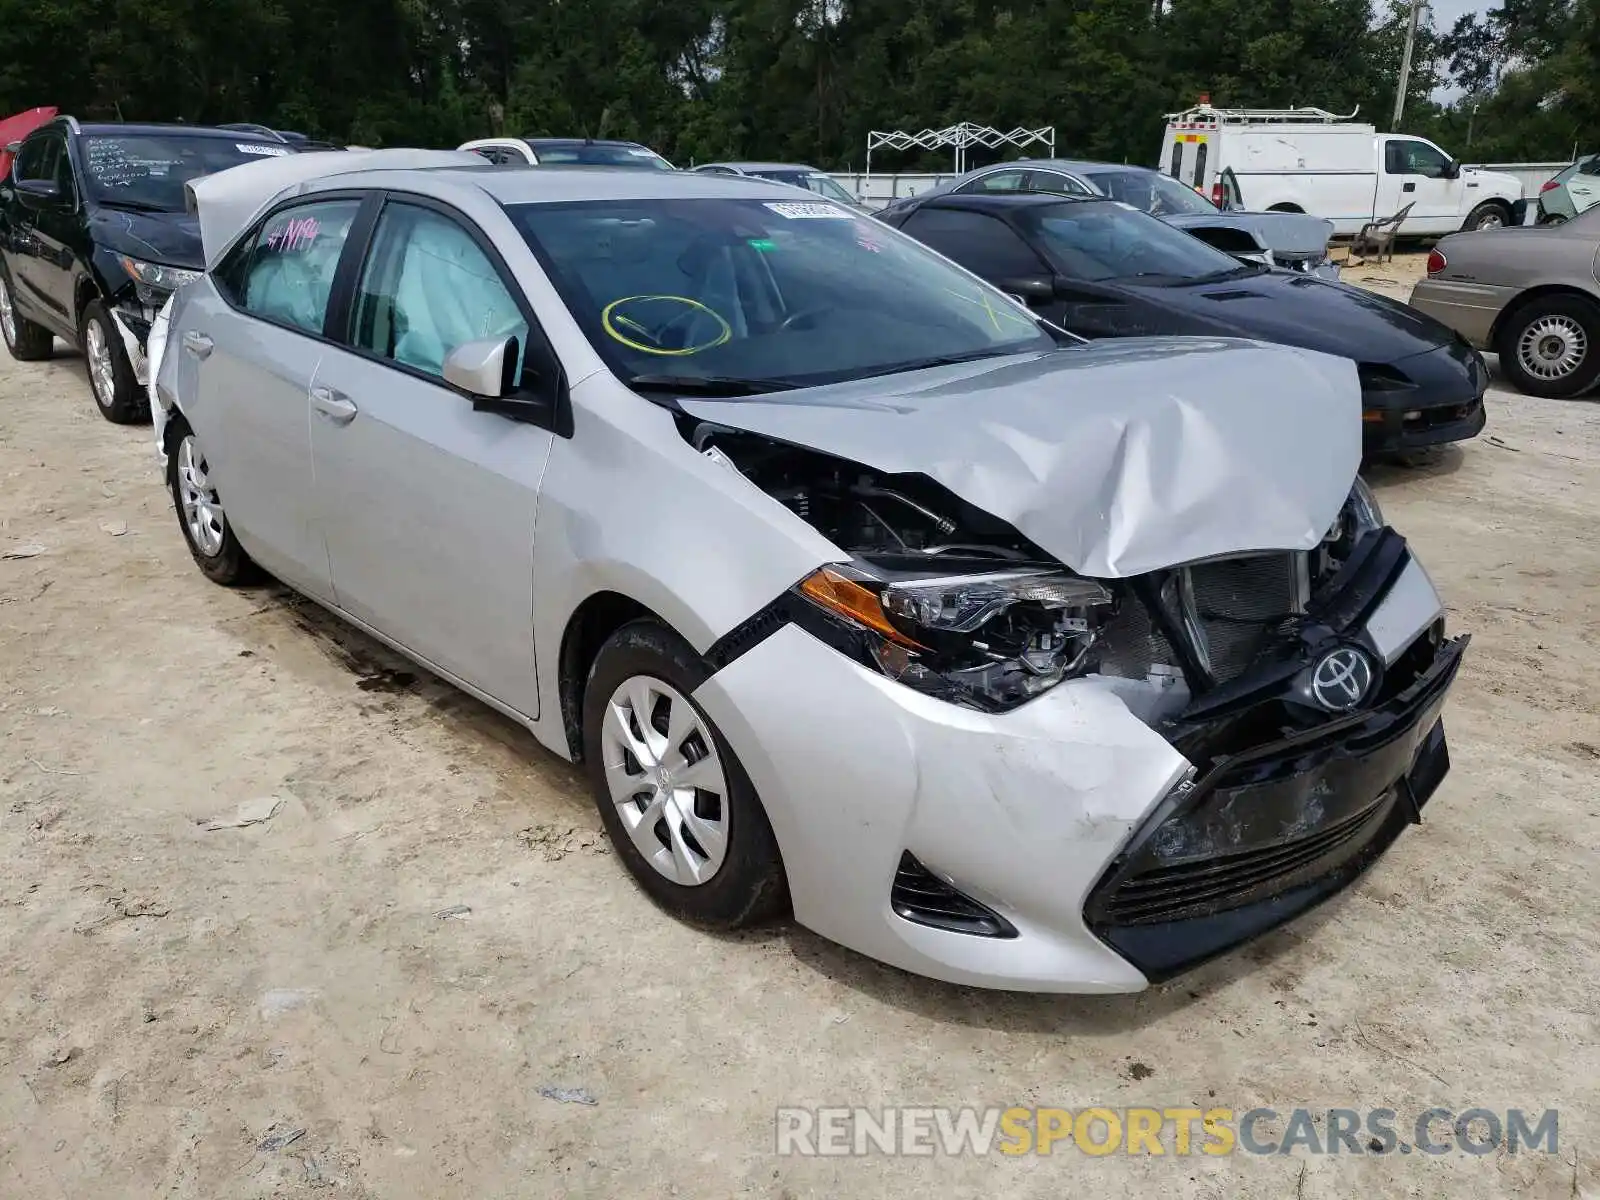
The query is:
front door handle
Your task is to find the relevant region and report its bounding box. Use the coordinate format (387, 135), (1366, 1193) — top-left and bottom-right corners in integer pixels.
(310, 385), (358, 424)
(1403, 182), (1417, 193)
(182, 331), (213, 358)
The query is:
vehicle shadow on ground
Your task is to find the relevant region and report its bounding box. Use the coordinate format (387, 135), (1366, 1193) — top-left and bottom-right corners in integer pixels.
(1363, 444), (1467, 487)
(229, 580), (591, 808)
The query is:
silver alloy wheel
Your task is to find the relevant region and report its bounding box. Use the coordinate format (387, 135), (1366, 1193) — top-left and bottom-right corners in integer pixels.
(601, 675), (730, 886)
(85, 316), (117, 408)
(0, 275), (15, 347)
(1518, 314), (1588, 381)
(176, 434), (226, 557)
(1476, 210), (1505, 229)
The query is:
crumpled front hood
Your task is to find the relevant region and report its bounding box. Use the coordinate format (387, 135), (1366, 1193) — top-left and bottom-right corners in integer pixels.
(88, 207), (203, 269)
(1164, 210), (1334, 258)
(683, 339), (1361, 578)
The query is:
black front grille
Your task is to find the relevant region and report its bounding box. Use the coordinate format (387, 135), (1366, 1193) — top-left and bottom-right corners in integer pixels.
(1098, 554), (1302, 685)
(891, 853), (1017, 938)
(1099, 799), (1389, 924)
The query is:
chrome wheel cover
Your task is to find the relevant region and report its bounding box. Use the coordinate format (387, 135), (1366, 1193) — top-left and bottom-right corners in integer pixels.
(0, 275), (15, 347)
(601, 676), (730, 886)
(176, 434), (226, 557)
(1518, 315), (1587, 381)
(85, 317), (117, 407)
(1476, 210), (1505, 229)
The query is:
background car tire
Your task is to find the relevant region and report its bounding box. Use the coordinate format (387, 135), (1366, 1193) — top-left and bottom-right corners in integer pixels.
(81, 299), (147, 424)
(1496, 294), (1600, 399)
(0, 267), (55, 361)
(1463, 201), (1511, 232)
(166, 415), (258, 585)
(582, 618), (787, 928)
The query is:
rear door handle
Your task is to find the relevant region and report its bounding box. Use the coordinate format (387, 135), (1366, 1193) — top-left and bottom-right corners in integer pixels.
(182, 331), (213, 358)
(310, 385), (358, 424)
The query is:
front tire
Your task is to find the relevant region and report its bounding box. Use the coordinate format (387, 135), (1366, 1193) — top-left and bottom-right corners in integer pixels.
(581, 619), (787, 928)
(0, 267), (55, 361)
(81, 300), (147, 424)
(1463, 201), (1510, 232)
(166, 416), (257, 584)
(1496, 294), (1600, 399)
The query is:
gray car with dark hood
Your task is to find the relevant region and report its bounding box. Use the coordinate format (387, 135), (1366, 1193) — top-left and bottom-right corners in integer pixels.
(882, 157), (1338, 279)
(147, 156), (1465, 992)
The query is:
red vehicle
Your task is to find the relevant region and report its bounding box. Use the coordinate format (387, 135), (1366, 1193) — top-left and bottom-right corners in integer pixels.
(0, 108), (58, 177)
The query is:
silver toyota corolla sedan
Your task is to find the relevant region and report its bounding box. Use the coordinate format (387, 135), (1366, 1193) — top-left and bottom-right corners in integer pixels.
(149, 152), (1466, 992)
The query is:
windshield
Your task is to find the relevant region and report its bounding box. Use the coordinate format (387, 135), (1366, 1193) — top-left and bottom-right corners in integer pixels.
(1088, 169), (1218, 217)
(79, 134), (291, 210)
(1020, 201), (1249, 283)
(753, 170), (858, 205)
(531, 143), (674, 170)
(511, 197), (1054, 391)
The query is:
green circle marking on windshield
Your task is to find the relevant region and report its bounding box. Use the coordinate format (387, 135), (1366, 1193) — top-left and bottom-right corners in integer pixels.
(601, 295), (733, 356)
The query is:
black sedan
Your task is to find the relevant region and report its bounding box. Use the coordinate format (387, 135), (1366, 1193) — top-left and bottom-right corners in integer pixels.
(880, 193), (1488, 454)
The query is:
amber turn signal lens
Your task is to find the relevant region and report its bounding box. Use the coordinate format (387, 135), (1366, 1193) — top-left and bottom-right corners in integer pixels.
(798, 567), (927, 649)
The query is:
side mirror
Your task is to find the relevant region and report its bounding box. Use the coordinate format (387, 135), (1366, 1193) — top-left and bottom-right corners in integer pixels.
(1441, 160), (1461, 180)
(444, 334), (571, 433)
(444, 335), (518, 397)
(996, 275), (1056, 304)
(16, 178), (62, 206)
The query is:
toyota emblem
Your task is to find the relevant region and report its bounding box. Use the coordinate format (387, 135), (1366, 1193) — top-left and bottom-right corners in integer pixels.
(1310, 647), (1374, 711)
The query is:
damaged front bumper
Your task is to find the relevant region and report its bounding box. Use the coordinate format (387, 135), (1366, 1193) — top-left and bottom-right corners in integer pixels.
(691, 530), (1463, 992)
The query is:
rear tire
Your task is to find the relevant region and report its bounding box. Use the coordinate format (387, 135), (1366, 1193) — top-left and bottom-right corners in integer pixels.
(1463, 201), (1511, 232)
(166, 415), (258, 585)
(581, 619), (787, 928)
(0, 267), (55, 361)
(81, 299), (147, 424)
(1496, 294), (1600, 399)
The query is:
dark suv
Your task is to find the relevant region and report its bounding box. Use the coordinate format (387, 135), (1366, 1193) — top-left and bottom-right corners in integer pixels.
(0, 118), (296, 422)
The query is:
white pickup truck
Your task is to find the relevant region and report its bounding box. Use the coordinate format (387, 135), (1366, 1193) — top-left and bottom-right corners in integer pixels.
(1161, 101), (1525, 237)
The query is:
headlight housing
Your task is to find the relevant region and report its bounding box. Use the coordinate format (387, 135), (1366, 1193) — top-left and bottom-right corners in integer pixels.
(794, 562), (1113, 711)
(119, 257), (202, 306)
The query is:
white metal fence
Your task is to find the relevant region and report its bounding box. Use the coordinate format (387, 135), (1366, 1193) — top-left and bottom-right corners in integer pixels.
(829, 163), (1570, 208)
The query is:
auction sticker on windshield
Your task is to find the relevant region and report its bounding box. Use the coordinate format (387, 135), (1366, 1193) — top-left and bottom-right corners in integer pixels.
(237, 144), (291, 157)
(764, 202), (854, 219)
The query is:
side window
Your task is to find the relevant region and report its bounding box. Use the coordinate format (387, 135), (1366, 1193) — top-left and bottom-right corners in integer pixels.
(1026, 171), (1091, 197)
(223, 199), (362, 334)
(1192, 142), (1208, 187)
(901, 208), (1049, 280)
(1579, 155), (1600, 177)
(1387, 140), (1449, 178)
(1169, 140), (1183, 179)
(957, 168), (1029, 195)
(350, 202), (530, 381)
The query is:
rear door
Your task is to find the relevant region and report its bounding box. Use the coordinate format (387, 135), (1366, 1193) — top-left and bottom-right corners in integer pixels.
(306, 195), (555, 716)
(186, 193), (368, 600)
(28, 133), (83, 321)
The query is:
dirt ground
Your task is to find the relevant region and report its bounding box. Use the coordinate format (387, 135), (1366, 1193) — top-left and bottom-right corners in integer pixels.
(2, 284), (1598, 1198)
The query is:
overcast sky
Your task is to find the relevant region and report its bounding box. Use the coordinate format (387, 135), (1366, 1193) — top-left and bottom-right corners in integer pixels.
(1427, 0), (1487, 31)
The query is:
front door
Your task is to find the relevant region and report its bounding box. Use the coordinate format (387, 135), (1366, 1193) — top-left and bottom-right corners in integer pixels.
(308, 197), (553, 717)
(1382, 139), (1458, 233)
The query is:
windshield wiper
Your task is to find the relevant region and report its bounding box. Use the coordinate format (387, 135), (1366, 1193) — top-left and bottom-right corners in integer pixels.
(97, 197), (174, 214)
(854, 347), (1016, 381)
(626, 374), (799, 397)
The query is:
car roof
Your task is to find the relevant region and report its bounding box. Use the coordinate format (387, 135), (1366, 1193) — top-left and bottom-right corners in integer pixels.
(73, 121), (269, 140)
(303, 163), (821, 206)
(523, 137), (655, 150)
(970, 157), (1147, 177)
(914, 191), (1100, 213)
(709, 162), (824, 174)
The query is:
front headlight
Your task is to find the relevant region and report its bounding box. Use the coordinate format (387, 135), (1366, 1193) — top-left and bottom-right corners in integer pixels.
(120, 257), (202, 305)
(795, 563), (1113, 710)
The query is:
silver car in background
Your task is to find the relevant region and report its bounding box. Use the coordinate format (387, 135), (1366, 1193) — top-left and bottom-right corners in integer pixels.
(1409, 204), (1600, 398)
(151, 155), (1465, 992)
